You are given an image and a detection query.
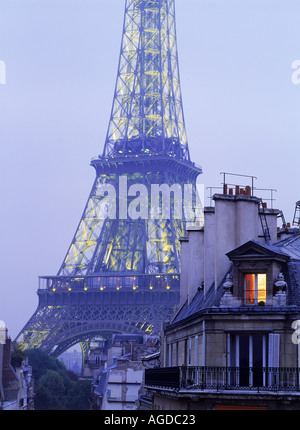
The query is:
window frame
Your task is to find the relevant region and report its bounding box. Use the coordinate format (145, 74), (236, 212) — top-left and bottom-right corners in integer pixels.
(244, 273), (267, 305)
(227, 332), (280, 388)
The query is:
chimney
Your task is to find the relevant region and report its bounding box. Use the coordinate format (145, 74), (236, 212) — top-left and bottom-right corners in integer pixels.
(204, 207), (216, 295)
(179, 235), (190, 306)
(245, 186), (251, 196)
(277, 223), (300, 240)
(213, 192), (262, 290)
(179, 182), (283, 304)
(186, 226), (204, 304)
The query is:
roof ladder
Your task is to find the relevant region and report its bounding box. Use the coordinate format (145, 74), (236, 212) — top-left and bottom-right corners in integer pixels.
(277, 210), (287, 228)
(293, 201), (300, 227)
(259, 200), (271, 243)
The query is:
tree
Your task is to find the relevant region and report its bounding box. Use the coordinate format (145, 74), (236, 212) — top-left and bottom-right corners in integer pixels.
(34, 384), (62, 411)
(65, 380), (91, 410)
(38, 370), (65, 396)
(10, 344), (26, 368)
(25, 348), (91, 410)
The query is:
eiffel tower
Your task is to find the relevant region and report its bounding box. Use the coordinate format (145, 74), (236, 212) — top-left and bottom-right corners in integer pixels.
(16, 0), (202, 358)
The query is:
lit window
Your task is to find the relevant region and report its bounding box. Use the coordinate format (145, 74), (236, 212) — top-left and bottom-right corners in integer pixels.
(245, 274), (266, 305)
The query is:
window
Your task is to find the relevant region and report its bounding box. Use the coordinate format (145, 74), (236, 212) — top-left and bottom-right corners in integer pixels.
(175, 342), (179, 367)
(228, 333), (280, 388)
(245, 273), (266, 305)
(188, 337), (192, 366)
(228, 334), (268, 387)
(194, 335), (199, 366)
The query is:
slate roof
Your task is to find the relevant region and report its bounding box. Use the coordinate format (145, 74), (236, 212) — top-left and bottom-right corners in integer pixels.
(283, 260), (300, 307)
(94, 361), (118, 397)
(170, 269), (231, 326)
(169, 234), (300, 328)
(246, 240), (291, 258)
(274, 233), (300, 260)
(94, 372), (109, 397)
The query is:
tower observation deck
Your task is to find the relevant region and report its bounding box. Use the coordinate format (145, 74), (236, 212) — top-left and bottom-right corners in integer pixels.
(17, 0), (202, 357)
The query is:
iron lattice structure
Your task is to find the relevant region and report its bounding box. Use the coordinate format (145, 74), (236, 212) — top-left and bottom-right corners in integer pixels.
(104, 0), (189, 161)
(17, 0), (202, 357)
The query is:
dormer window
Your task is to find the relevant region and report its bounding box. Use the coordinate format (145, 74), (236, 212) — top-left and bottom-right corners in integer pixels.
(226, 240), (290, 307)
(245, 273), (266, 305)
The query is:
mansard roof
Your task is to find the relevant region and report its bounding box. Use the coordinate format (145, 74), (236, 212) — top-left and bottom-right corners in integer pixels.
(274, 234), (300, 260)
(169, 262), (300, 328)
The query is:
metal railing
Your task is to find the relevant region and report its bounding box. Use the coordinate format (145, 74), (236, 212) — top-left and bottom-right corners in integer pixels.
(145, 366), (300, 393)
(38, 273), (180, 292)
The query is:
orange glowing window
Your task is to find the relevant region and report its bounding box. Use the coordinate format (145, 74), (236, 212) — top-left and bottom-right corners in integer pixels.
(245, 274), (266, 305)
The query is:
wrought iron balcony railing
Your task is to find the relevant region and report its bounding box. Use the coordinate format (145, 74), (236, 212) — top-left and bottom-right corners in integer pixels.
(145, 366), (300, 393)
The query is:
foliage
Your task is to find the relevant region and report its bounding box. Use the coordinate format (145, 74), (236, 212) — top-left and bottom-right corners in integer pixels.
(10, 343), (27, 368)
(26, 349), (91, 410)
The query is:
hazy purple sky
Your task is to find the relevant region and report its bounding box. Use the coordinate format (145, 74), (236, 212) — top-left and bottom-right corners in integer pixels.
(0, 0), (299, 338)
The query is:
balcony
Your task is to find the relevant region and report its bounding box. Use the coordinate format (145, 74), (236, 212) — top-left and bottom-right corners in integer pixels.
(145, 366), (300, 393)
(107, 395), (137, 403)
(38, 274), (180, 293)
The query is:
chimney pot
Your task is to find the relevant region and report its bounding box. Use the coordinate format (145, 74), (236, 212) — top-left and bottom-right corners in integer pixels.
(246, 186), (251, 196)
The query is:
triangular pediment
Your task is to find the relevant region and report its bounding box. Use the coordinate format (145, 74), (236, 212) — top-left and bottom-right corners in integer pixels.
(238, 247), (268, 257)
(226, 240), (290, 262)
